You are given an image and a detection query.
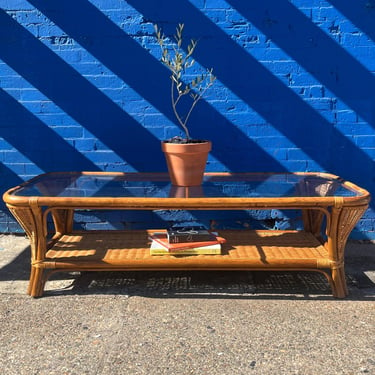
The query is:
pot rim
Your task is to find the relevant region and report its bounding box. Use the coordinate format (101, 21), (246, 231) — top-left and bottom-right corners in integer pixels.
(162, 139), (210, 144)
(161, 140), (212, 153)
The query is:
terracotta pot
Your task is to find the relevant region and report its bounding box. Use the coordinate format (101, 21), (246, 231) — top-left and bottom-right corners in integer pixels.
(161, 141), (211, 186)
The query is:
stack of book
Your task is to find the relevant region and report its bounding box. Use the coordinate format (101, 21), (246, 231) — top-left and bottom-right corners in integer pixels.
(149, 225), (226, 255)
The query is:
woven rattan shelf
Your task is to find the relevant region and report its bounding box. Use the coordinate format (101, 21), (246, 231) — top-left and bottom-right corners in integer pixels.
(46, 230), (329, 270)
(3, 172), (370, 297)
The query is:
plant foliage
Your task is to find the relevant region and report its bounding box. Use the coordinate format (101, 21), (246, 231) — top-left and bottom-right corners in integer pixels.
(155, 23), (216, 141)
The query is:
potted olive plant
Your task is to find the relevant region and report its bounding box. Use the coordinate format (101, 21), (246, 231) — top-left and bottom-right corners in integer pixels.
(155, 23), (216, 186)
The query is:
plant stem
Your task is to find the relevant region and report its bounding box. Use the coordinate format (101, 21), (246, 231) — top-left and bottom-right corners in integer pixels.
(171, 79), (191, 139)
(183, 84), (211, 130)
(156, 23), (215, 141)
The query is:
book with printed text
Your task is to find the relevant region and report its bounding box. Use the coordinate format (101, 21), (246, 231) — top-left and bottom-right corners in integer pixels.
(167, 225), (216, 243)
(149, 232), (226, 251)
(150, 239), (222, 255)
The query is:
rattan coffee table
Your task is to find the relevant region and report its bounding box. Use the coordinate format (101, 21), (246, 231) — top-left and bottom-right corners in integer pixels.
(3, 172), (370, 297)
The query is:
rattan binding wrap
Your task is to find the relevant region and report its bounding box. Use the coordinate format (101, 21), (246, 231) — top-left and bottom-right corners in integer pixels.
(3, 172), (370, 298)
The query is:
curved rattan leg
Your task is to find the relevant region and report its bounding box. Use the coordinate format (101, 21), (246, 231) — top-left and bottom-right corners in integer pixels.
(327, 205), (368, 298)
(338, 266), (348, 296)
(27, 266), (36, 296)
(50, 208), (74, 235)
(331, 267), (348, 298)
(28, 267), (45, 297)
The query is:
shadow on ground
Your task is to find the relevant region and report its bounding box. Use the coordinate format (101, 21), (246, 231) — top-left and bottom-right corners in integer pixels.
(42, 266), (375, 301)
(1, 235), (374, 300)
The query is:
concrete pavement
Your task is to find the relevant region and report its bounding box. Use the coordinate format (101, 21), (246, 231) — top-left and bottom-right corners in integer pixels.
(0, 234), (374, 375)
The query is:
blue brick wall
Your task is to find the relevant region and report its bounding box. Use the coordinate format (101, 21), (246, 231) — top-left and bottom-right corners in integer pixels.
(0, 0), (374, 238)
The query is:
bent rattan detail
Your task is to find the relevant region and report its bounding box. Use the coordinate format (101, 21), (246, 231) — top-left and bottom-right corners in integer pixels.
(3, 172), (370, 298)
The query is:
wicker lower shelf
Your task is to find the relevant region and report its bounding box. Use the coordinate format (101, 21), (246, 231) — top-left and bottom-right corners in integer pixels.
(44, 230), (331, 271)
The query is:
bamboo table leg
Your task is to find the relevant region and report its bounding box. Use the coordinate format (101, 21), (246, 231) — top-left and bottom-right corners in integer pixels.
(326, 202), (368, 298)
(50, 208), (74, 236)
(6, 201), (369, 298)
(302, 208), (326, 239)
(7, 200), (48, 297)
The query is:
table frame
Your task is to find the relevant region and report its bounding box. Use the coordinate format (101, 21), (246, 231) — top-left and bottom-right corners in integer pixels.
(3, 172), (370, 298)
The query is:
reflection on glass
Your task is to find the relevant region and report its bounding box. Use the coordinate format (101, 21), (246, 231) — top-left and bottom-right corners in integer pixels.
(169, 186), (204, 198)
(13, 172), (361, 198)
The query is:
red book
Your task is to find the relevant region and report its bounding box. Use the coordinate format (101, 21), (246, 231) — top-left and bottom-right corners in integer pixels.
(149, 232), (226, 251)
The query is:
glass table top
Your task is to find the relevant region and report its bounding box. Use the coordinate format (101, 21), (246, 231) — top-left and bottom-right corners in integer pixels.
(10, 172), (364, 199)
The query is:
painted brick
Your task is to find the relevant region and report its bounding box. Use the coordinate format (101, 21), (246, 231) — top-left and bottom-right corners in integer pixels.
(224, 112), (267, 126)
(287, 148), (308, 161)
(362, 149), (375, 158)
(335, 110), (358, 124)
(0, 76), (29, 89)
(74, 139), (97, 151)
(82, 151), (124, 164)
(0, 140), (13, 150)
(0, 0), (374, 238)
(202, 9), (227, 24)
(143, 113), (168, 127)
(2, 163), (25, 174)
(124, 100), (150, 114)
(51, 126), (84, 139)
(352, 47), (375, 70)
(342, 32), (372, 48)
(205, 0), (232, 9)
(281, 160), (308, 170)
(263, 148), (288, 160)
(255, 137), (295, 149)
(24, 164), (44, 175)
(36, 114), (70, 126)
(262, 61), (300, 75)
(355, 136), (375, 148)
(1, 1), (35, 10)
(249, 125), (283, 137)
(11, 10), (43, 25)
(2, 151), (23, 163)
(337, 123), (374, 136)
(306, 160), (323, 170)
(53, 50), (82, 63)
